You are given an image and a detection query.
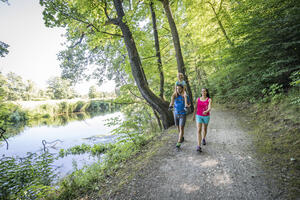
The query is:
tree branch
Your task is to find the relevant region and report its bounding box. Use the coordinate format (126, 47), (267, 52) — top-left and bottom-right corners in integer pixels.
(217, 0), (224, 14)
(0, 128), (8, 150)
(101, 31), (123, 37)
(141, 55), (156, 60)
(103, 0), (110, 20)
(70, 33), (85, 48)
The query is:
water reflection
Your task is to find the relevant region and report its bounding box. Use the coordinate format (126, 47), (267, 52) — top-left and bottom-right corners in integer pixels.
(0, 101), (122, 177)
(4, 101), (121, 137)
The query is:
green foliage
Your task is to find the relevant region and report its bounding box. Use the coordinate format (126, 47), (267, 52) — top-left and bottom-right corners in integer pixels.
(59, 143), (113, 157)
(0, 41), (9, 57)
(53, 103), (158, 199)
(232, 90), (300, 199)
(290, 70), (300, 87)
(73, 101), (86, 112)
(58, 101), (68, 114)
(0, 152), (56, 199)
(260, 83), (285, 104)
(88, 86), (97, 99)
(56, 130), (153, 199)
(86, 100), (108, 112)
(0, 71), (47, 101)
(46, 77), (77, 99)
(0, 103), (27, 134)
(204, 0), (300, 101)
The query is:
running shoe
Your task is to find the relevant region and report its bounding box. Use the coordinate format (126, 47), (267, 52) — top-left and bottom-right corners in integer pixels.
(176, 142), (181, 148)
(202, 139), (206, 145)
(196, 146), (202, 152)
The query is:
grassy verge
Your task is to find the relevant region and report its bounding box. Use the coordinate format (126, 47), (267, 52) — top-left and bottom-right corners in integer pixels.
(45, 127), (174, 200)
(219, 90), (300, 199)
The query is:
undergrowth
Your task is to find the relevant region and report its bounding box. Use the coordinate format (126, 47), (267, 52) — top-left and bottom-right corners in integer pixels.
(220, 88), (300, 199)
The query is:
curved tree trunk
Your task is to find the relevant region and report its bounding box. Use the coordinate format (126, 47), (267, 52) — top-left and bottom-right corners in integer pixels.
(160, 0), (194, 111)
(113, 0), (174, 129)
(150, 1), (165, 100)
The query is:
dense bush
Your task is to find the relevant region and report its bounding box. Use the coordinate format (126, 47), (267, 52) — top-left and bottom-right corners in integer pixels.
(0, 103), (27, 134)
(206, 0), (300, 102)
(0, 152), (56, 199)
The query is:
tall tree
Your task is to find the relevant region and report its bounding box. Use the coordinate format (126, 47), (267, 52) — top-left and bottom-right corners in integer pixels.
(88, 85), (98, 99)
(46, 77), (75, 99)
(112, 0), (173, 128)
(0, 72), (8, 101)
(149, 1), (165, 100)
(159, 0), (194, 110)
(6, 72), (26, 101)
(40, 0), (174, 129)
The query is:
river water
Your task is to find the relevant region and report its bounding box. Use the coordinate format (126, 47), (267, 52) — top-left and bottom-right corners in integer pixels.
(0, 111), (123, 178)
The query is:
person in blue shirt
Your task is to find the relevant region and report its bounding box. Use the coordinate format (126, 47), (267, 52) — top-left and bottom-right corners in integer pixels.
(170, 73), (188, 108)
(169, 84), (188, 148)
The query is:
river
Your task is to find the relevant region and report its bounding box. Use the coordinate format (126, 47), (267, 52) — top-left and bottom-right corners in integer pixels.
(0, 111), (123, 178)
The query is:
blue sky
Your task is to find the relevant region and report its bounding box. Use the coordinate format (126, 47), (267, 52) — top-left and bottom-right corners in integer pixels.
(0, 0), (114, 94)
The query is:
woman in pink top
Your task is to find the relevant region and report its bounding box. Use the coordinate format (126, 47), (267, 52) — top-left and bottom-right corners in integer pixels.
(192, 88), (212, 152)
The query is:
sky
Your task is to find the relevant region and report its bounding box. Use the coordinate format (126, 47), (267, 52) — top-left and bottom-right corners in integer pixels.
(0, 0), (115, 94)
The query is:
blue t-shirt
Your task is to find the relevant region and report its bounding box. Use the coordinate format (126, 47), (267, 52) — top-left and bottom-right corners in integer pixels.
(176, 80), (186, 86)
(174, 95), (186, 115)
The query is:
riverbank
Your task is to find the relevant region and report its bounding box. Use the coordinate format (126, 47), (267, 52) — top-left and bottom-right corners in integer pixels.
(9, 98), (115, 110)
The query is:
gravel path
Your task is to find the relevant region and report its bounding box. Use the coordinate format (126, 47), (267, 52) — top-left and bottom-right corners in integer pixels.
(101, 107), (285, 200)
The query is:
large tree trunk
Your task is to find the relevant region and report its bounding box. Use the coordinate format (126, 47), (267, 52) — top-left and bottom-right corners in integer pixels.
(113, 0), (173, 129)
(160, 0), (194, 111)
(150, 1), (164, 100)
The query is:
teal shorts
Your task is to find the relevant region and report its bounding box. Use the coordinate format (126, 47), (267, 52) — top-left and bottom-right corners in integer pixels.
(196, 115), (210, 124)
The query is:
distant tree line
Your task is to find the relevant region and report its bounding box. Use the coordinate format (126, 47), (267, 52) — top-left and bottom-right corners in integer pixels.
(0, 72), (78, 101)
(0, 71), (118, 101)
(88, 85), (117, 99)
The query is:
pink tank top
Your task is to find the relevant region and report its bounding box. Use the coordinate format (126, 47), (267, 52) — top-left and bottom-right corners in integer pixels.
(196, 98), (210, 116)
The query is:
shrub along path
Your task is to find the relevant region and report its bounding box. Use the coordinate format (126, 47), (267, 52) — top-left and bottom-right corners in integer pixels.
(96, 106), (286, 200)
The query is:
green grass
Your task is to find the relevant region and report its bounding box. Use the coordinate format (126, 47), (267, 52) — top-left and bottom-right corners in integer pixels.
(47, 130), (161, 199)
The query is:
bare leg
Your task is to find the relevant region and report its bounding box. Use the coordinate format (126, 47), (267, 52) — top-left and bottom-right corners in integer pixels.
(203, 123), (208, 140)
(181, 125), (185, 140)
(178, 126), (184, 143)
(177, 126), (180, 142)
(197, 123), (202, 146)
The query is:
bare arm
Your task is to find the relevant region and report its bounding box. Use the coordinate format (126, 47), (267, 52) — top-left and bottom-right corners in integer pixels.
(169, 94), (175, 107)
(184, 95), (188, 107)
(203, 99), (212, 114)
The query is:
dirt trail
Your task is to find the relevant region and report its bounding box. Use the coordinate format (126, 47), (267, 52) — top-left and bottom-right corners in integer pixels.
(100, 107), (286, 200)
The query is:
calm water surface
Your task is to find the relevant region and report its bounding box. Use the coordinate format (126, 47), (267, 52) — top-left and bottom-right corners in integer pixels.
(0, 112), (123, 177)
